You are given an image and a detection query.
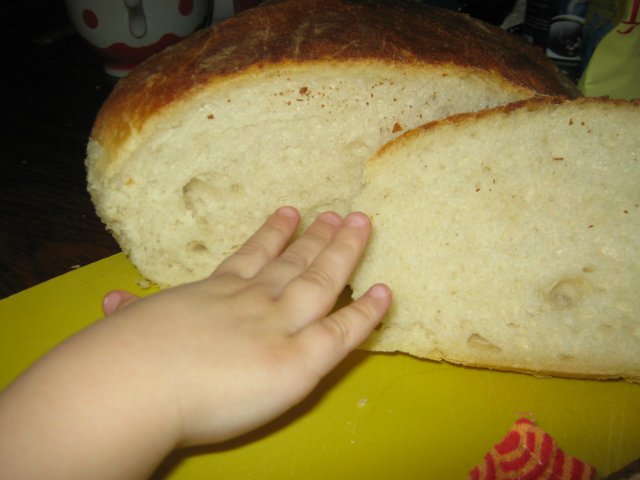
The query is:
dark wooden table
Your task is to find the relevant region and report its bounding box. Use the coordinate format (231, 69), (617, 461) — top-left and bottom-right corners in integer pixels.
(1, 2), (121, 299)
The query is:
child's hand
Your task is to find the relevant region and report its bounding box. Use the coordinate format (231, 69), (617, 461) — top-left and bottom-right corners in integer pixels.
(0, 207), (391, 480)
(104, 206), (391, 446)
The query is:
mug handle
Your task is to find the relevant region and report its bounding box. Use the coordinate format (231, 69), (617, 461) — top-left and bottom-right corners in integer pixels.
(123, 0), (147, 39)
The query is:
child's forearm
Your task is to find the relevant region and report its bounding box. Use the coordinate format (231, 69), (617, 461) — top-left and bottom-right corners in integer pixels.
(0, 318), (179, 480)
(0, 208), (391, 479)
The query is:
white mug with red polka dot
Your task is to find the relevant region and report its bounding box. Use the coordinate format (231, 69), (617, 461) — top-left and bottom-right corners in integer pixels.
(64, 0), (211, 77)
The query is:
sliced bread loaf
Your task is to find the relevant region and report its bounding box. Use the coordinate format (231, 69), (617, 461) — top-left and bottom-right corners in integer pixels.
(350, 96), (640, 380)
(86, 0), (575, 286)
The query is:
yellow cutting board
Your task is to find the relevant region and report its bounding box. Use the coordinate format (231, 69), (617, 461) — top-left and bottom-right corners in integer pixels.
(1, 253), (639, 478)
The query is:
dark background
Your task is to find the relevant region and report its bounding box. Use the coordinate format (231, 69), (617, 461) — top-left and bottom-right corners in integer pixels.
(0, 1), (120, 299)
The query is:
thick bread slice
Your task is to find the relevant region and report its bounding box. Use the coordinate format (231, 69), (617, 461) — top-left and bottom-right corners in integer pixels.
(351, 96), (640, 381)
(87, 0), (576, 286)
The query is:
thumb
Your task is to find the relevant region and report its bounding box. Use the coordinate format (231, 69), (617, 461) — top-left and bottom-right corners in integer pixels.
(102, 289), (140, 316)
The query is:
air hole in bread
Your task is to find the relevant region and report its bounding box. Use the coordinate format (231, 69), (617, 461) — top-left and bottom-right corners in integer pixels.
(187, 241), (209, 254)
(558, 354), (576, 362)
(547, 277), (587, 309)
(467, 333), (502, 352)
(182, 172), (244, 218)
(302, 200), (345, 220)
(343, 140), (371, 158)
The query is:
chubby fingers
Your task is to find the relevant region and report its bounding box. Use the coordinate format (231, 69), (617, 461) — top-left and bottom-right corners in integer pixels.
(213, 206), (301, 279)
(280, 212), (373, 327)
(294, 283), (391, 377)
(258, 211), (344, 286)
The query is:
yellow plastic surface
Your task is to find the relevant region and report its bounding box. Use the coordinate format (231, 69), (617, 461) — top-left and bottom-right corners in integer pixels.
(1, 253), (639, 478)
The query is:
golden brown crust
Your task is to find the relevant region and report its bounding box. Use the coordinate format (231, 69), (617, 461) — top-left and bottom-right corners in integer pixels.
(361, 350), (640, 382)
(438, 95), (640, 129)
(416, 354), (640, 382)
(373, 95), (640, 160)
(91, 0), (577, 160)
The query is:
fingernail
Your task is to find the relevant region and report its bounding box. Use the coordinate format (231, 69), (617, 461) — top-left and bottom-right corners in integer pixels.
(276, 206), (298, 217)
(369, 283), (391, 299)
(102, 291), (121, 315)
(345, 212), (369, 227)
(317, 211), (342, 226)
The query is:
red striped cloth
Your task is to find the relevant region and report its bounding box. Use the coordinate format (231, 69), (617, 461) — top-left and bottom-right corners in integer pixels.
(469, 418), (596, 480)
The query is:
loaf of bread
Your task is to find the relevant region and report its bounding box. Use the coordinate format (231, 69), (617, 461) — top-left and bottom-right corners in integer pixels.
(87, 0), (576, 286)
(350, 96), (640, 381)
